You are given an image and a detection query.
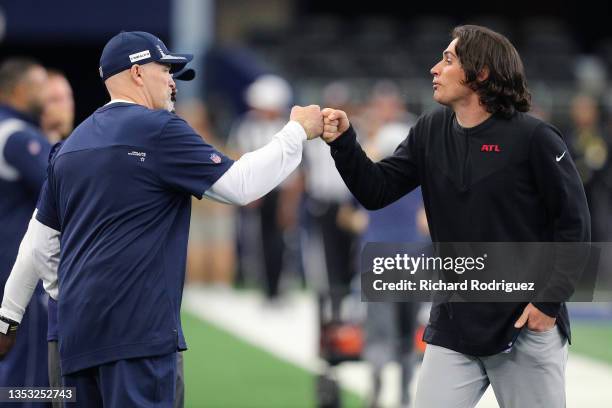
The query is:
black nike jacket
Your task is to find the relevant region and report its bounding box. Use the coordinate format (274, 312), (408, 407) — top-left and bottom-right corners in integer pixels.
(328, 106), (591, 356)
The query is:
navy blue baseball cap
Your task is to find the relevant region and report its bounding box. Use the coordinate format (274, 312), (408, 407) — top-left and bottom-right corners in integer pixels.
(99, 31), (193, 80)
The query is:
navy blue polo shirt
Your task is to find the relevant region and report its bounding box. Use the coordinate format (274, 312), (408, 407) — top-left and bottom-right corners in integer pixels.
(36, 102), (233, 375)
(0, 105), (50, 291)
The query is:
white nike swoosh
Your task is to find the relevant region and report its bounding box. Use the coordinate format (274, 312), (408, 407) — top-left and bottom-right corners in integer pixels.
(556, 151), (566, 162)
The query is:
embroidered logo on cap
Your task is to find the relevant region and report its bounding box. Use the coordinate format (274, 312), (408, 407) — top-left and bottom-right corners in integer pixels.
(129, 50), (151, 63)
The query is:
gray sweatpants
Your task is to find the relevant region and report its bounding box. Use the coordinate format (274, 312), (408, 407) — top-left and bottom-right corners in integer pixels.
(415, 325), (568, 408)
(48, 342), (185, 408)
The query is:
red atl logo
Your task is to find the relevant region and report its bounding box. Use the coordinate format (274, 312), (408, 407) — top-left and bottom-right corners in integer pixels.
(481, 144), (501, 152)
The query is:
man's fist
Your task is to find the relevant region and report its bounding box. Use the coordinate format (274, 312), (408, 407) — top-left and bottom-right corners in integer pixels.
(290, 105), (323, 140)
(321, 108), (350, 143)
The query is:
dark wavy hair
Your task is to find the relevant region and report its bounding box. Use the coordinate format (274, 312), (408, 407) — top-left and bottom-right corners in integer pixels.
(452, 25), (531, 118)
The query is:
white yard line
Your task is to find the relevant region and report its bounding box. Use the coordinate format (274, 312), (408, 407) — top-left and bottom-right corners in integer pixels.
(183, 285), (322, 372)
(183, 286), (612, 408)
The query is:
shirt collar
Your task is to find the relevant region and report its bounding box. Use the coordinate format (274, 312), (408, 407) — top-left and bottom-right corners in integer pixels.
(105, 99), (137, 106)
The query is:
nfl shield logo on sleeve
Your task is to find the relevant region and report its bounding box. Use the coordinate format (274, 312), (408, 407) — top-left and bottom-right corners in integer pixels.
(210, 153), (222, 164)
(28, 140), (41, 155)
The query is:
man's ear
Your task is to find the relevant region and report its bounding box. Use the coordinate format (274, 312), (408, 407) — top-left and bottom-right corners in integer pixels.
(477, 66), (490, 82)
(11, 81), (26, 102)
(130, 65), (144, 85)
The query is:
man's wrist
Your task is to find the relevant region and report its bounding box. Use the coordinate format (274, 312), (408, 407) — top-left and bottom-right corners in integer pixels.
(286, 121), (308, 141)
(327, 125), (356, 148)
(0, 315), (19, 335)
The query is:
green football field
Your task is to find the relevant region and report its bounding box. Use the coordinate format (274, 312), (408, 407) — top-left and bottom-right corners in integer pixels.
(181, 312), (363, 408)
(569, 321), (612, 364)
(181, 311), (612, 407)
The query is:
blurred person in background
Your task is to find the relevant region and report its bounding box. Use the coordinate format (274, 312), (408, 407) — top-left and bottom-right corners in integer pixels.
(360, 82), (424, 408)
(0, 31), (323, 407)
(228, 74), (301, 303)
(302, 81), (358, 326)
(301, 82), (362, 407)
(0, 57), (51, 402)
(41, 69), (75, 144)
(568, 94), (612, 241)
(178, 98), (236, 287)
(39, 69), (75, 408)
(359, 80), (417, 141)
(338, 82), (426, 408)
(322, 25), (590, 408)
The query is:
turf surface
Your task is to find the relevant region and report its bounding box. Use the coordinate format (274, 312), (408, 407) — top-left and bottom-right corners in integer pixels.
(181, 310), (612, 407)
(570, 321), (612, 365)
(181, 311), (363, 408)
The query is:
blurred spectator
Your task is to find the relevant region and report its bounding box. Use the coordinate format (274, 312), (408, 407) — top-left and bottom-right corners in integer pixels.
(304, 84), (361, 404)
(0, 57), (51, 400)
(568, 94), (612, 240)
(41, 69), (75, 143)
(340, 82), (426, 408)
(575, 56), (608, 97)
(359, 81), (416, 141)
(321, 81), (362, 122)
(39, 69), (76, 405)
(227, 74), (299, 301)
(177, 98), (236, 286)
(302, 81), (357, 322)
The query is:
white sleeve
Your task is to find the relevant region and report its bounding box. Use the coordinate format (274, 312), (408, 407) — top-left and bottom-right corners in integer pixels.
(0, 210), (60, 323)
(205, 120), (307, 205)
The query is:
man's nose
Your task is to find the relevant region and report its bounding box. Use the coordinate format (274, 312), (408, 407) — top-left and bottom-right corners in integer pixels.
(430, 63), (439, 76)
